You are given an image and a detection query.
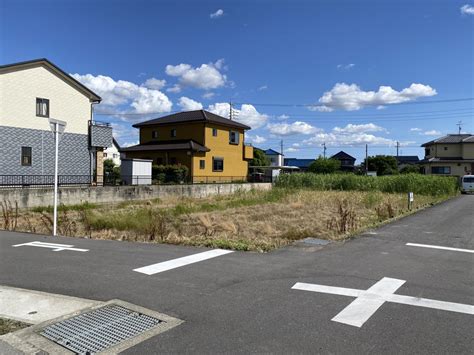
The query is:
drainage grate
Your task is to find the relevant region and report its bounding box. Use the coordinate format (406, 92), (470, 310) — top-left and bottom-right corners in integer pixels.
(40, 305), (162, 354)
(300, 238), (331, 246)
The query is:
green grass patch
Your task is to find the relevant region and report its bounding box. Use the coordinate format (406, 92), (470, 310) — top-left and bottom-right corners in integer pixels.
(275, 173), (458, 196)
(31, 202), (97, 213)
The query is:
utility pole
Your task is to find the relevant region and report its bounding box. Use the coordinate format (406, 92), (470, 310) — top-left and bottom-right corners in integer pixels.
(457, 121), (463, 134)
(322, 142), (327, 158)
(396, 141), (400, 157)
(280, 140), (283, 156)
(365, 144), (368, 175)
(229, 100), (233, 120)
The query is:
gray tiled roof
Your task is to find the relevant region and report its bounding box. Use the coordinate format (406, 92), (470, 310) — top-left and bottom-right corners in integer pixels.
(133, 110), (251, 130)
(120, 139), (209, 153)
(421, 134), (473, 146)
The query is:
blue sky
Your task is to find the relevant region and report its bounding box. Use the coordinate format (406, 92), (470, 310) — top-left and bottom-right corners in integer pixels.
(1, 0), (473, 162)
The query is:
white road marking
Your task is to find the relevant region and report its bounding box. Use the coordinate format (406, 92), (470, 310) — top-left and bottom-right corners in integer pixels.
(406, 243), (474, 254)
(12, 241), (89, 252)
(133, 249), (234, 275)
(292, 277), (474, 328)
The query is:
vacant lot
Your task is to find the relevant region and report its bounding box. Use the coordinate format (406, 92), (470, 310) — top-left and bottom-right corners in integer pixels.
(1, 187), (451, 251)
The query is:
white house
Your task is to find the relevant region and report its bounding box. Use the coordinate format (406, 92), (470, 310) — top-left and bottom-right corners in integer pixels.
(0, 58), (112, 185)
(104, 138), (121, 166)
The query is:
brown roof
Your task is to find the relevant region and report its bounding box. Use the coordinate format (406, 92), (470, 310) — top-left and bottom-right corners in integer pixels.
(120, 139), (210, 153)
(0, 58), (101, 102)
(133, 110), (251, 130)
(421, 134), (473, 147)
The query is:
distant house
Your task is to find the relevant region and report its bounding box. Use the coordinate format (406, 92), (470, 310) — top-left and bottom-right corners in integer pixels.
(330, 151), (356, 172)
(104, 138), (121, 166)
(394, 155), (419, 170)
(121, 110), (253, 182)
(0, 58), (112, 185)
(263, 149), (284, 167)
(419, 134), (474, 176)
(283, 158), (315, 172)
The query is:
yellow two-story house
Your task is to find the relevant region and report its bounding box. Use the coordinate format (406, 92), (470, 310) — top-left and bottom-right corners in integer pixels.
(121, 110), (254, 182)
(420, 134), (474, 176)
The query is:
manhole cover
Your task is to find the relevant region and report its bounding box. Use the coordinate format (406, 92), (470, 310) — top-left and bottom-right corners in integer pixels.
(40, 304), (162, 354)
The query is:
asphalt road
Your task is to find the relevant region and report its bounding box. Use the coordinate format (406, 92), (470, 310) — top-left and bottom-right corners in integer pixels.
(1, 195), (473, 354)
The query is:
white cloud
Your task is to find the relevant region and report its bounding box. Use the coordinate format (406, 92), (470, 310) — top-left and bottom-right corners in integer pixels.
(178, 96), (203, 111)
(166, 84), (182, 93)
(310, 82), (437, 111)
(71, 73), (172, 116)
(210, 9), (224, 19)
(460, 4), (474, 15)
(165, 60), (227, 91)
(202, 92), (215, 99)
(423, 130), (442, 136)
(410, 128), (422, 132)
(207, 103), (268, 129)
(267, 121), (320, 136)
(333, 123), (387, 134)
(277, 114), (290, 120)
(122, 140), (139, 148)
(303, 132), (395, 147)
(337, 63), (355, 70)
(246, 134), (267, 144)
(142, 77), (166, 90)
(286, 147), (299, 152)
(258, 85), (268, 91)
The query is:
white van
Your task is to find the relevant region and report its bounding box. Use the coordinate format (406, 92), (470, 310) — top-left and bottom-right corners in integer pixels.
(460, 175), (474, 194)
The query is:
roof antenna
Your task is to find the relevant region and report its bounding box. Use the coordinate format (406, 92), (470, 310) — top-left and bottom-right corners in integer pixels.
(229, 99), (233, 120)
(456, 121), (463, 134)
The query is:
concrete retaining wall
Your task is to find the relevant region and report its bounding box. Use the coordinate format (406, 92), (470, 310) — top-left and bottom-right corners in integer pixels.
(0, 183), (273, 209)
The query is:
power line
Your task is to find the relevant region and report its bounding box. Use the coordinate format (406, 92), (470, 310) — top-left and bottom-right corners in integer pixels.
(233, 97), (474, 108)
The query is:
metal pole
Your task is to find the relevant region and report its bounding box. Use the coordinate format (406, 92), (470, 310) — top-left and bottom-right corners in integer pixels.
(53, 123), (59, 236)
(365, 144), (368, 175)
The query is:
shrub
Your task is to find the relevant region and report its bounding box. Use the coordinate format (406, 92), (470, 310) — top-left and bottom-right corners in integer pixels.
(152, 164), (189, 183)
(275, 173), (458, 196)
(308, 156), (341, 174)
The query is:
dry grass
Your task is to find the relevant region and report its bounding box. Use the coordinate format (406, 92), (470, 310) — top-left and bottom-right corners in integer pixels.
(1, 189), (448, 252)
(0, 318), (30, 335)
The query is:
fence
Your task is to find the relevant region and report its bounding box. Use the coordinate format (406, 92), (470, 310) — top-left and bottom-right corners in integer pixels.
(0, 174), (273, 188)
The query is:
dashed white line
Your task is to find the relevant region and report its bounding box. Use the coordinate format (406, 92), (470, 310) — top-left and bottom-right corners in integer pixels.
(133, 249), (234, 275)
(406, 243), (474, 254)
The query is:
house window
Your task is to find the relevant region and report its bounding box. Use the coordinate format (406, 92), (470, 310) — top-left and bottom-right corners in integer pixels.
(444, 146), (448, 151)
(425, 148), (430, 156)
(229, 131), (239, 145)
(199, 160), (205, 169)
(170, 129), (177, 137)
(21, 147), (32, 166)
(212, 157), (224, 172)
(170, 157), (177, 164)
(431, 166), (451, 174)
(152, 130), (158, 139)
(36, 98), (49, 117)
(212, 128), (218, 137)
(104, 153), (108, 158)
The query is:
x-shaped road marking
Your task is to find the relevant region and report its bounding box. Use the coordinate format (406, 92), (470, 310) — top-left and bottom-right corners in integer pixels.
(292, 277), (474, 327)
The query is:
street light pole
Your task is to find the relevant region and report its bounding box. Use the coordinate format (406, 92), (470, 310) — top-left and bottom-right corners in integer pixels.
(53, 122), (59, 236)
(49, 118), (67, 237)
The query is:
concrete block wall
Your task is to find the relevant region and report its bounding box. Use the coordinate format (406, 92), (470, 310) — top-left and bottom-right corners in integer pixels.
(0, 183), (273, 209)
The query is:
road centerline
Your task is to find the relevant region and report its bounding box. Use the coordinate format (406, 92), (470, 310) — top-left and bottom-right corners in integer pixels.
(406, 243), (474, 254)
(133, 249), (234, 275)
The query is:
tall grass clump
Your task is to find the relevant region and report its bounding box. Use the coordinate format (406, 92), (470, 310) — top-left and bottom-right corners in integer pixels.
(275, 173), (458, 196)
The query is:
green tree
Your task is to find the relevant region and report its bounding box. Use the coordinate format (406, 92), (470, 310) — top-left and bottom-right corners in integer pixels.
(400, 164), (421, 174)
(363, 155), (398, 176)
(250, 149), (271, 167)
(103, 159), (120, 183)
(308, 156), (341, 174)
